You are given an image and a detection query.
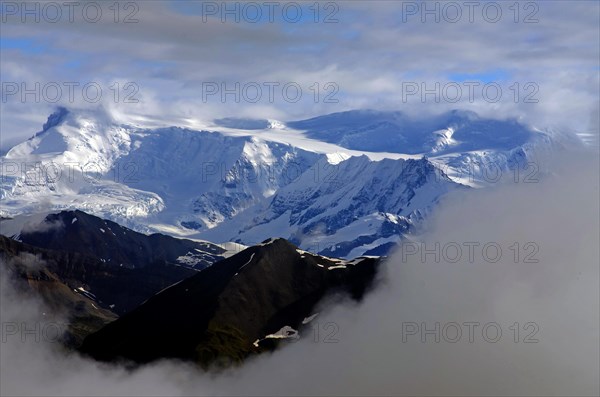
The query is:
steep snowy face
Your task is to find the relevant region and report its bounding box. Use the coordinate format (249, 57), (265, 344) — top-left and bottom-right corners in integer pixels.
(0, 108), (163, 221)
(429, 130), (560, 187)
(5, 107), (131, 165)
(194, 139), (321, 226)
(112, 128), (324, 231)
(195, 156), (464, 257)
(428, 127), (457, 154)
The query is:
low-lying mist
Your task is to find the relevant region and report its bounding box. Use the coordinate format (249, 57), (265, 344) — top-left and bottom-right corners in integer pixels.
(1, 150), (598, 396)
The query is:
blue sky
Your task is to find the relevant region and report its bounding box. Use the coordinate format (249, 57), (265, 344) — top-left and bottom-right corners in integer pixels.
(0, 1), (599, 150)
(0, 37), (46, 54)
(448, 69), (511, 84)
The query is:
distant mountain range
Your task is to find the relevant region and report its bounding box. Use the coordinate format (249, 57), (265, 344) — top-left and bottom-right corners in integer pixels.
(1, 107), (574, 256)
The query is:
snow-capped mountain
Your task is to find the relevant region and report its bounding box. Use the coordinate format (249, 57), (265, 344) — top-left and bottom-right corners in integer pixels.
(0, 107), (569, 256)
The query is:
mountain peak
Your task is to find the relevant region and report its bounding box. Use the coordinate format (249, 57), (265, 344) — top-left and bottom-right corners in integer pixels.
(40, 107), (69, 133)
(79, 232), (380, 366)
(445, 109), (479, 121)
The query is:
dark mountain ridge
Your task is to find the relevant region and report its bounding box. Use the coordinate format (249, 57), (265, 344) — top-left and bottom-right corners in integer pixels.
(80, 238), (380, 367)
(18, 210), (226, 270)
(1, 211), (215, 315)
(0, 235), (117, 346)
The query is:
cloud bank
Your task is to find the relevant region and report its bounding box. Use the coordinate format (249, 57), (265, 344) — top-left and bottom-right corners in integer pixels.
(1, 1), (598, 150)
